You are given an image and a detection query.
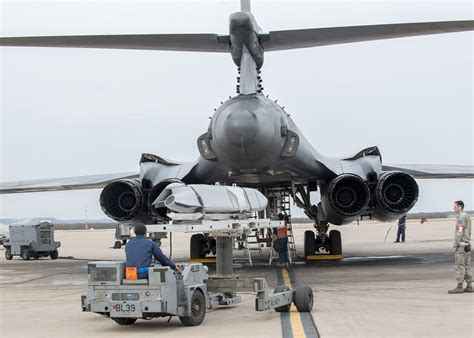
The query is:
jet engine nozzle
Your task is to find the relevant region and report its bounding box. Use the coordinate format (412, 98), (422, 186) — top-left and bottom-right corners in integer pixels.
(373, 171), (419, 221)
(100, 179), (143, 221)
(321, 174), (370, 225)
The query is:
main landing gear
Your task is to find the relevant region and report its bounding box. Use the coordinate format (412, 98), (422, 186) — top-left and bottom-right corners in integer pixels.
(304, 222), (342, 259)
(190, 233), (216, 259)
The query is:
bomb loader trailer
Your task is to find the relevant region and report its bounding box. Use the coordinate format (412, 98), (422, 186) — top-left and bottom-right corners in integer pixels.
(145, 215), (313, 318)
(3, 221), (61, 260)
(152, 188), (313, 313)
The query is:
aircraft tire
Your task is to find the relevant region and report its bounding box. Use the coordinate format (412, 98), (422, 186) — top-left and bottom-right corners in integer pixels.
(329, 230), (342, 255)
(304, 231), (316, 259)
(190, 234), (205, 259)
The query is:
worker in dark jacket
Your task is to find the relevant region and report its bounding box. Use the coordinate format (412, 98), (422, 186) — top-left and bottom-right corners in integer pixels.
(125, 224), (179, 279)
(394, 215), (407, 243)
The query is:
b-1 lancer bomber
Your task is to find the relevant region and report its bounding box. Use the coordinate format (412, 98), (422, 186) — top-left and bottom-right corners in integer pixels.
(1, 0), (473, 259)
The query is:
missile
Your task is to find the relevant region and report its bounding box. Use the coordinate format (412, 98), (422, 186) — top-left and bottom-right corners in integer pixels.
(152, 183), (267, 214)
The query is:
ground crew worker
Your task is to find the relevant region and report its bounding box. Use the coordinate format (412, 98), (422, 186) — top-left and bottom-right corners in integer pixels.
(448, 200), (472, 294)
(276, 214), (290, 266)
(394, 215), (407, 243)
(125, 224), (180, 279)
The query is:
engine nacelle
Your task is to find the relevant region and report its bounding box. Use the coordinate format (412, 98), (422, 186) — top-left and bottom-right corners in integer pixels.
(320, 174), (370, 225)
(147, 178), (183, 217)
(373, 171), (419, 221)
(100, 179), (144, 222)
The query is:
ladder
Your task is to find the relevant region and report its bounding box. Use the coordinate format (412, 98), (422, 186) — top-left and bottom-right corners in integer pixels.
(281, 192), (297, 259)
(236, 230), (275, 267)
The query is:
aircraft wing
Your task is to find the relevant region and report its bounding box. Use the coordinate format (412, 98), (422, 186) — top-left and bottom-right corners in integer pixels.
(382, 164), (474, 179)
(260, 20), (474, 51)
(0, 34), (230, 52)
(0, 172), (139, 194)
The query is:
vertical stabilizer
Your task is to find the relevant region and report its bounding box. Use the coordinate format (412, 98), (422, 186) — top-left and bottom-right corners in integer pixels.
(241, 0), (251, 13)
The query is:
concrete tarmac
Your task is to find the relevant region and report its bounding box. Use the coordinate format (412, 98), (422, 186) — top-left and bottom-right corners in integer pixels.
(0, 218), (472, 337)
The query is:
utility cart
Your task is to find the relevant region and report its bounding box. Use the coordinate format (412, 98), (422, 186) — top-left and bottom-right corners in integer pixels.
(113, 224), (132, 249)
(3, 221), (61, 260)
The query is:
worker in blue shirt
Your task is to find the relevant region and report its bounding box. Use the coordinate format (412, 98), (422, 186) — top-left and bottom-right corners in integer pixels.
(394, 215), (407, 243)
(125, 224), (180, 279)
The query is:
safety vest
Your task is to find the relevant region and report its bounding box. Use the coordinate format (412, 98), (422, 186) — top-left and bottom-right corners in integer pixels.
(277, 225), (288, 238)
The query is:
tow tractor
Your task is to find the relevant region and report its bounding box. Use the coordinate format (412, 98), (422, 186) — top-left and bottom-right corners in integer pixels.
(81, 261), (313, 326)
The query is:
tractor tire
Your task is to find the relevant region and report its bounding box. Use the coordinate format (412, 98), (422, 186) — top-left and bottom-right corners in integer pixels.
(274, 285), (291, 312)
(21, 247), (30, 260)
(179, 289), (206, 326)
(294, 285), (313, 312)
(50, 250), (59, 260)
(112, 318), (137, 325)
(5, 248), (13, 260)
(304, 231), (316, 259)
(190, 234), (205, 259)
(329, 230), (342, 255)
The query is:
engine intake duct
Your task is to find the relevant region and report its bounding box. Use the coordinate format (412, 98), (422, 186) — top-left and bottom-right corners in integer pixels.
(321, 174), (370, 225)
(147, 179), (183, 216)
(374, 171), (419, 221)
(100, 179), (143, 221)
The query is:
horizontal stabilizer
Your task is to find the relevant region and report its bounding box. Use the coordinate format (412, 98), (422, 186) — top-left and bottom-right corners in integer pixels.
(261, 20), (474, 51)
(382, 164), (474, 179)
(0, 172), (138, 194)
(0, 34), (230, 52)
(1, 21), (471, 54)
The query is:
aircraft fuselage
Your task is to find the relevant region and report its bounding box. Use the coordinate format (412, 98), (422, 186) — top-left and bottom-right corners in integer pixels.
(194, 94), (334, 186)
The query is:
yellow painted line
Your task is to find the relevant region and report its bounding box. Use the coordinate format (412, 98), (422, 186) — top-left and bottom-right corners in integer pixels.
(306, 254), (344, 261)
(281, 268), (306, 338)
(188, 258), (216, 263)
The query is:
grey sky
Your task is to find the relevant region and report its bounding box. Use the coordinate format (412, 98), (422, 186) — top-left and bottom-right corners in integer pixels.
(1, 0), (473, 220)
